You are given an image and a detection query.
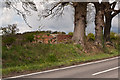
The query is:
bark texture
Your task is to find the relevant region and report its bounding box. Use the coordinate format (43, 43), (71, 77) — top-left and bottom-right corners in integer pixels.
(104, 13), (112, 42)
(103, 2), (112, 42)
(94, 3), (105, 46)
(104, 2), (120, 42)
(72, 2), (87, 47)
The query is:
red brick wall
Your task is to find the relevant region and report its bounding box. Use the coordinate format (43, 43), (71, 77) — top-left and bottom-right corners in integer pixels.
(33, 34), (72, 44)
(57, 35), (72, 43)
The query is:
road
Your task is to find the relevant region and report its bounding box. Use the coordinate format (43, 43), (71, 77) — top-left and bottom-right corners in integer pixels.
(5, 57), (119, 79)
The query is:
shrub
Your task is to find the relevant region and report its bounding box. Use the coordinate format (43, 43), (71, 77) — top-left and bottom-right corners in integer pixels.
(24, 34), (34, 42)
(62, 32), (66, 34)
(1, 24), (19, 35)
(87, 33), (95, 41)
(52, 31), (58, 34)
(75, 44), (83, 50)
(2, 36), (16, 46)
(47, 33), (50, 36)
(46, 53), (58, 62)
(68, 32), (73, 36)
(110, 32), (117, 40)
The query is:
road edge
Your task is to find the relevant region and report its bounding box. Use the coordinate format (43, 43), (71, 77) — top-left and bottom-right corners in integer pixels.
(4, 56), (119, 80)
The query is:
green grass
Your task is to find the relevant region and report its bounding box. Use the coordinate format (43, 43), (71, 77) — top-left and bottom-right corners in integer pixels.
(2, 43), (119, 77)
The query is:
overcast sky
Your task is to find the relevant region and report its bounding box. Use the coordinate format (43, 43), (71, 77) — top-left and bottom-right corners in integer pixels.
(0, 1), (119, 35)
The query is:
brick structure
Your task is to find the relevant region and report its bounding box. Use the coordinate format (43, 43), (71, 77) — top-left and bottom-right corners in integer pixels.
(33, 34), (72, 44)
(33, 34), (56, 44)
(57, 35), (72, 43)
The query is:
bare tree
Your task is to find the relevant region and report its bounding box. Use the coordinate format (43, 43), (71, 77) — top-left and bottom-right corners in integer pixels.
(0, 24), (19, 35)
(43, 2), (88, 47)
(5, 0), (38, 28)
(94, 2), (105, 46)
(104, 1), (120, 42)
(72, 2), (87, 47)
(6, 1), (88, 46)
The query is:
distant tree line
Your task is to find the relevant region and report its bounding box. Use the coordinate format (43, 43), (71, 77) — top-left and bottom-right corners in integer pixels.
(0, 24), (19, 35)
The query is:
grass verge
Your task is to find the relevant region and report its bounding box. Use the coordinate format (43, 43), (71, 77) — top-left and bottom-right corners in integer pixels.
(2, 43), (119, 78)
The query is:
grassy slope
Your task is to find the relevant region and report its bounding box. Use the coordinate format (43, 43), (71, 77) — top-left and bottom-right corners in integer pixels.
(2, 43), (119, 77)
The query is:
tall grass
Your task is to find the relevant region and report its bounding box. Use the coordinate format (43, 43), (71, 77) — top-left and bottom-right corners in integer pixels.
(2, 44), (78, 68)
(2, 43), (119, 77)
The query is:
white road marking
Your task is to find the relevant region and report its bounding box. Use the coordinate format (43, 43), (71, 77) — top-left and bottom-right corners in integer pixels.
(92, 66), (120, 76)
(4, 56), (119, 80)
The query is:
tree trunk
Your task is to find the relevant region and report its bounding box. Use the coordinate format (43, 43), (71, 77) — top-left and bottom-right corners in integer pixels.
(94, 3), (105, 46)
(104, 13), (112, 42)
(72, 2), (87, 47)
(104, 2), (119, 43)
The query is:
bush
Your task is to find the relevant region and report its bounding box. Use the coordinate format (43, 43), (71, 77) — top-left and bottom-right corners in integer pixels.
(47, 33), (50, 36)
(52, 31), (58, 34)
(2, 36), (16, 46)
(110, 32), (117, 40)
(1, 24), (19, 35)
(24, 34), (34, 42)
(62, 32), (66, 34)
(75, 44), (83, 50)
(47, 53), (58, 62)
(87, 33), (95, 41)
(68, 32), (73, 36)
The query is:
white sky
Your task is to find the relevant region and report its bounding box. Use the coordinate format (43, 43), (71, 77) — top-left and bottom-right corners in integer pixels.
(0, 1), (119, 35)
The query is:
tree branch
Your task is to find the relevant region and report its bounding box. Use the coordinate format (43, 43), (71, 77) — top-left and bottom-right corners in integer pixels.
(5, 0), (37, 28)
(10, 3), (32, 28)
(111, 2), (117, 10)
(112, 9), (120, 18)
(42, 2), (69, 18)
